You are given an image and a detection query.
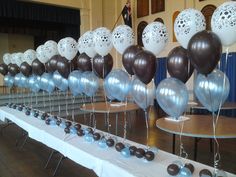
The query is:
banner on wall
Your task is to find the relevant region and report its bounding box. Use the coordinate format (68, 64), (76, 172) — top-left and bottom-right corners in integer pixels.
(122, 0), (132, 28)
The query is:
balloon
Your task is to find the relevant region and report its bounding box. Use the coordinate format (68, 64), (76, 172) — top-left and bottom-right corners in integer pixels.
(104, 69), (130, 101)
(81, 31), (96, 58)
(28, 75), (41, 93)
(93, 27), (113, 56)
(93, 54), (113, 79)
(142, 22), (168, 55)
(32, 59), (45, 76)
(23, 49), (37, 65)
(211, 1), (236, 46)
(68, 70), (83, 96)
(3, 53), (11, 65)
(133, 50), (157, 84)
(52, 71), (62, 88)
(174, 8), (206, 49)
(194, 69), (230, 112)
(80, 71), (99, 97)
(18, 73), (28, 88)
(156, 78), (189, 118)
(112, 25), (134, 54)
(57, 57), (70, 78)
(179, 167), (192, 177)
(122, 45), (143, 75)
(36, 45), (49, 64)
(167, 46), (194, 83)
(14, 73), (21, 87)
(58, 77), (68, 92)
(167, 164), (180, 176)
(121, 147), (131, 158)
(188, 31), (222, 75)
(44, 40), (59, 59)
(20, 62), (32, 77)
(48, 55), (60, 73)
(0, 63), (8, 76)
(77, 36), (85, 54)
(15, 53), (24, 67)
(4, 75), (14, 88)
(40, 73), (55, 93)
(8, 64), (19, 76)
(77, 53), (92, 71)
(58, 37), (78, 61)
(131, 78), (155, 110)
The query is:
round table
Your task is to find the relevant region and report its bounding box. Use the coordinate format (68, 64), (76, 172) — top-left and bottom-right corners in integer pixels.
(80, 102), (139, 134)
(156, 115), (236, 160)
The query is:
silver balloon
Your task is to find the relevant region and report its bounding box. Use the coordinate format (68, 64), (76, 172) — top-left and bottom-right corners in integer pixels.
(28, 75), (40, 93)
(68, 70), (83, 96)
(194, 69), (230, 112)
(156, 77), (189, 118)
(104, 69), (131, 102)
(80, 71), (99, 97)
(131, 78), (155, 110)
(4, 75), (14, 88)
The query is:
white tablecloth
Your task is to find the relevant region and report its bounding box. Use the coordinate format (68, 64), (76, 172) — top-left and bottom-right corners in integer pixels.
(0, 106), (235, 177)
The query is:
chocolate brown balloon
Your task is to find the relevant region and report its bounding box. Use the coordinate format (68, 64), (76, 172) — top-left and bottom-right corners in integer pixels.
(106, 138), (115, 147)
(20, 62), (32, 77)
(93, 132), (101, 141)
(74, 123), (81, 130)
(184, 163), (194, 174)
(49, 55), (60, 72)
(135, 148), (145, 158)
(144, 151), (155, 161)
(93, 53), (113, 79)
(122, 45), (143, 75)
(86, 127), (93, 134)
(56, 119), (61, 126)
(115, 142), (125, 152)
(167, 46), (194, 83)
(167, 164), (180, 176)
(188, 30), (222, 75)
(199, 169), (213, 177)
(77, 129), (84, 136)
(45, 61), (53, 73)
(57, 57), (70, 78)
(64, 127), (70, 134)
(8, 64), (19, 76)
(65, 121), (72, 127)
(32, 59), (45, 76)
(45, 118), (51, 125)
(0, 63), (8, 76)
(133, 50), (157, 84)
(77, 53), (92, 71)
(129, 146), (137, 156)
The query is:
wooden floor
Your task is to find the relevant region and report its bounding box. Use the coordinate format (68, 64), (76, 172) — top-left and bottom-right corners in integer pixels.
(0, 107), (236, 177)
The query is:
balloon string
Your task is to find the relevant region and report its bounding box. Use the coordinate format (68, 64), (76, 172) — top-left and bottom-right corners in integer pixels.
(91, 96), (96, 131)
(65, 91), (69, 119)
(35, 92), (38, 105)
(49, 93), (52, 114)
(122, 97), (128, 143)
(43, 90), (46, 108)
(178, 120), (188, 159)
(144, 110), (149, 149)
(72, 96), (75, 122)
(58, 91), (61, 116)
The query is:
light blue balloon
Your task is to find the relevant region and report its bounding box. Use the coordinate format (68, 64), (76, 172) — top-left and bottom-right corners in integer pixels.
(28, 75), (40, 93)
(156, 77), (189, 118)
(121, 147), (131, 158)
(80, 71), (99, 97)
(104, 69), (131, 101)
(214, 170), (227, 177)
(194, 69), (230, 112)
(84, 133), (94, 143)
(98, 138), (108, 149)
(47, 78), (55, 93)
(68, 70), (83, 96)
(131, 78), (155, 110)
(40, 73), (55, 93)
(70, 127), (77, 134)
(4, 75), (14, 88)
(178, 167), (192, 177)
(14, 73), (21, 87)
(19, 74), (28, 88)
(52, 71), (62, 88)
(60, 120), (66, 128)
(58, 77), (68, 92)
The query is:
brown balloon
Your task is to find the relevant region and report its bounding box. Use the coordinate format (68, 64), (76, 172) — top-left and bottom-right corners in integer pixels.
(188, 30), (222, 75)
(167, 164), (180, 176)
(167, 46), (194, 83)
(129, 146), (137, 156)
(135, 148), (145, 158)
(144, 151), (155, 161)
(20, 62), (32, 77)
(199, 169), (212, 177)
(77, 53), (92, 71)
(106, 138), (115, 147)
(8, 64), (20, 76)
(93, 53), (113, 79)
(45, 61), (53, 73)
(57, 57), (70, 78)
(133, 50), (157, 84)
(49, 55), (60, 72)
(115, 142), (125, 152)
(93, 132), (101, 141)
(122, 45), (143, 75)
(32, 59), (45, 76)
(184, 163), (194, 174)
(0, 63), (8, 76)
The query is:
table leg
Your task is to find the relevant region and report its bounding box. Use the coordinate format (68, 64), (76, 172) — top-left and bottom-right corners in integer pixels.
(172, 134), (175, 154)
(19, 134), (28, 149)
(194, 138), (199, 161)
(0, 120), (13, 135)
(53, 154), (66, 176)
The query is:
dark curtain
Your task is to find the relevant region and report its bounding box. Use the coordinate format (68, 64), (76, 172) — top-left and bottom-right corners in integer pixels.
(154, 58), (167, 86)
(0, 0), (80, 47)
(219, 52), (236, 117)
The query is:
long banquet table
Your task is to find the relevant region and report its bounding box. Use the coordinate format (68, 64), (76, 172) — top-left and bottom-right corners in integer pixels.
(0, 106), (235, 177)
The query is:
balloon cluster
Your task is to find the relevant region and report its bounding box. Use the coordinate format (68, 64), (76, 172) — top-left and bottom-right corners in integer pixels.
(167, 162), (194, 177)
